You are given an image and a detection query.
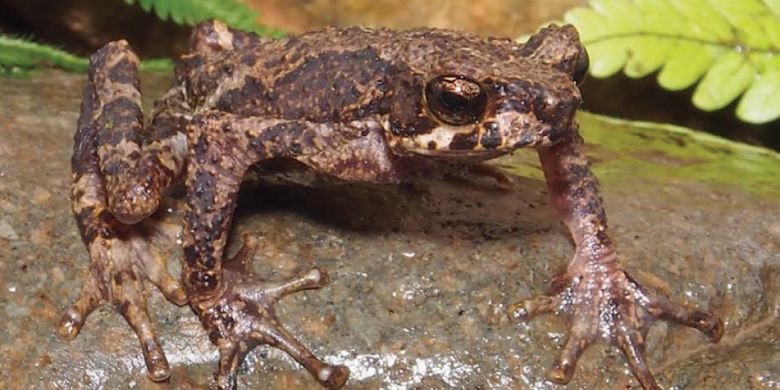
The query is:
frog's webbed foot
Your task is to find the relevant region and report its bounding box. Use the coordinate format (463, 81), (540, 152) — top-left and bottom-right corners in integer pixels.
(197, 237), (349, 390)
(527, 130), (724, 388)
(58, 218), (188, 381)
(508, 254), (723, 389)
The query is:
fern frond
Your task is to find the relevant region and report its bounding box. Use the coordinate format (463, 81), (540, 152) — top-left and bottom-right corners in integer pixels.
(0, 34), (175, 75)
(123, 0), (284, 37)
(0, 35), (89, 74)
(1, 0), (286, 75)
(564, 0), (780, 124)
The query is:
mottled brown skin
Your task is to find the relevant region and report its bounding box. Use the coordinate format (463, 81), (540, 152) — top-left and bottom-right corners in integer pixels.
(61, 20), (723, 390)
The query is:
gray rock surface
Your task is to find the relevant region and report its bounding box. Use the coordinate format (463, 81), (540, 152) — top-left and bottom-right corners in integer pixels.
(0, 71), (778, 389)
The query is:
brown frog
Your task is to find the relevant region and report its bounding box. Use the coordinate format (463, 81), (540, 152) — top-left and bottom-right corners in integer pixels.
(58, 20), (723, 390)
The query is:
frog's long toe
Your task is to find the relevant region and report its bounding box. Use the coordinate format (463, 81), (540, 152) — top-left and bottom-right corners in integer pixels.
(58, 221), (188, 381)
(509, 266), (722, 389)
(199, 266), (349, 390)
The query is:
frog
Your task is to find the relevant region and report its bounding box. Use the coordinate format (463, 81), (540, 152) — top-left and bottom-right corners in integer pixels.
(58, 20), (723, 390)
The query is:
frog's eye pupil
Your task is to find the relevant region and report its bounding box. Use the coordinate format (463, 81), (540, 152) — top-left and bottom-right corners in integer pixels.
(425, 75), (487, 125)
(440, 91), (469, 111)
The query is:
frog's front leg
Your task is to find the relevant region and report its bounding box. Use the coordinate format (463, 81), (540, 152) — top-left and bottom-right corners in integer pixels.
(510, 129), (723, 389)
(183, 112), (352, 390)
(59, 41), (190, 380)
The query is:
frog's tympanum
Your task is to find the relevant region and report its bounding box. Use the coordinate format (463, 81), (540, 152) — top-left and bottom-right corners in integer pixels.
(59, 20), (723, 390)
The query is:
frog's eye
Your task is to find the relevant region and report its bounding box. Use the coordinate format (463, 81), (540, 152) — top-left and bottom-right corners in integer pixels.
(574, 48), (589, 86)
(425, 75), (487, 125)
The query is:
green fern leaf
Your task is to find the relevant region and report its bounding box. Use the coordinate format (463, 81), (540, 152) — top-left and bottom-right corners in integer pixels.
(137, 0), (154, 13)
(0, 35), (175, 75)
(0, 35), (89, 74)
(563, 0), (780, 124)
(123, 0), (282, 36)
(767, 0), (780, 15)
(1, 0), (289, 75)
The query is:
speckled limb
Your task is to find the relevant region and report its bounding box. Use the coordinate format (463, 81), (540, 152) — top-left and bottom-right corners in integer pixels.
(509, 128), (723, 389)
(59, 46), (188, 382)
(88, 40), (188, 224)
(182, 112), (355, 390)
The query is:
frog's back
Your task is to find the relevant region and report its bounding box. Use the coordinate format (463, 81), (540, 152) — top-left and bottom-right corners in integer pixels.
(178, 26), (532, 123)
(248, 26), (528, 84)
(241, 26), (520, 70)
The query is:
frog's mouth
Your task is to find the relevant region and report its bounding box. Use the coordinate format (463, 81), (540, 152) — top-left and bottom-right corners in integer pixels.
(384, 111), (545, 159)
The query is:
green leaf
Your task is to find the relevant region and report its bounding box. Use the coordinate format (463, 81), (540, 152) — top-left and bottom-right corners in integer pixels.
(0, 36), (173, 75)
(558, 0), (780, 123)
(657, 42), (720, 90)
(766, 0), (780, 16)
(590, 0), (640, 33)
(124, 0), (283, 36)
(635, 0), (685, 35)
(588, 40), (630, 77)
(762, 14), (780, 48)
(672, 0), (734, 41)
(0, 35), (88, 74)
(624, 36), (670, 78)
(136, 0), (153, 13)
(564, 7), (609, 41)
(2, 0), (288, 75)
(737, 64), (780, 123)
(693, 51), (755, 111)
(710, 0), (772, 49)
(501, 112), (780, 196)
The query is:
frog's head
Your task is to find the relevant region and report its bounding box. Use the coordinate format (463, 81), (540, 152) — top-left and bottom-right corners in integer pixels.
(384, 24), (588, 159)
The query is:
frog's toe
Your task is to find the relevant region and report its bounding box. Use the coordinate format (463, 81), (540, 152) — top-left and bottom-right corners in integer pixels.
(468, 163), (514, 190)
(224, 233), (261, 272)
(643, 284), (724, 342)
(509, 267), (722, 389)
(215, 328), (348, 390)
(112, 274), (172, 381)
(150, 271), (188, 305)
(614, 315), (655, 388)
(58, 268), (102, 340)
(202, 268), (348, 390)
(58, 272), (172, 383)
(245, 307), (349, 390)
(546, 316), (598, 384)
(508, 273), (568, 321)
(136, 236), (189, 305)
(238, 267), (330, 301)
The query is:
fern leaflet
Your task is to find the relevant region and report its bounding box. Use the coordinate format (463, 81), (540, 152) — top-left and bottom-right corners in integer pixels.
(123, 0), (284, 37)
(0, 35), (88, 75)
(564, 0), (780, 124)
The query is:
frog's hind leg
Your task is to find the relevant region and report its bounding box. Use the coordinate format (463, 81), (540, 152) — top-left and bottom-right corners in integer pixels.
(58, 41), (188, 381)
(508, 130), (722, 389)
(182, 112), (350, 389)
